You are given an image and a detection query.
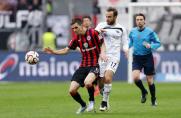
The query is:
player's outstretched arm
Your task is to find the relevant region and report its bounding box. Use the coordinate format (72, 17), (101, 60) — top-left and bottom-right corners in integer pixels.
(44, 47), (70, 55)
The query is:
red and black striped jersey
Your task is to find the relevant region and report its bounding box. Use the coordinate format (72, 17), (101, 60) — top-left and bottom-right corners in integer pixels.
(68, 28), (104, 67)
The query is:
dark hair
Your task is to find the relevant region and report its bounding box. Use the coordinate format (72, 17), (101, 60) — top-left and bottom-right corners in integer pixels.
(82, 16), (91, 21)
(106, 7), (118, 17)
(47, 27), (52, 32)
(71, 18), (82, 25)
(135, 13), (146, 20)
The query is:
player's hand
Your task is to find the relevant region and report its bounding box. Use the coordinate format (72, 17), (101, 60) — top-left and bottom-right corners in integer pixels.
(100, 29), (106, 32)
(124, 50), (129, 59)
(100, 52), (108, 62)
(43, 47), (54, 54)
(143, 41), (151, 49)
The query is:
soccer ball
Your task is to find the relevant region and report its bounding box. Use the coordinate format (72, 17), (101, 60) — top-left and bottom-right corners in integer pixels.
(25, 51), (39, 65)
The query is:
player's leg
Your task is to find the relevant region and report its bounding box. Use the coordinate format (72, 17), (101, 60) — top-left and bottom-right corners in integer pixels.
(93, 79), (100, 97)
(97, 76), (104, 96)
(100, 70), (113, 111)
(132, 55), (148, 103)
(146, 75), (157, 106)
(133, 70), (148, 103)
(69, 81), (87, 114)
(144, 53), (157, 106)
(100, 58), (119, 111)
(98, 60), (107, 96)
(69, 68), (87, 114)
(84, 66), (99, 112)
(84, 72), (96, 112)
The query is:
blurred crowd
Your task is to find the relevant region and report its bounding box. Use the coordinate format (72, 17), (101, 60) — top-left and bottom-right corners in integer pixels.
(0, 0), (181, 51)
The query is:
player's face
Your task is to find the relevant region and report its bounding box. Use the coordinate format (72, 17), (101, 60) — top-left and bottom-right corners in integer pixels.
(71, 23), (82, 34)
(136, 16), (145, 28)
(106, 11), (116, 25)
(82, 18), (91, 29)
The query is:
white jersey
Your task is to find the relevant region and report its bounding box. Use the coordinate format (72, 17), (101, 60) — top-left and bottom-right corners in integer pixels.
(95, 22), (128, 60)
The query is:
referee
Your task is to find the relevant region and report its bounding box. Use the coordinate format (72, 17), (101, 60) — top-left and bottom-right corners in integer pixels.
(129, 13), (161, 106)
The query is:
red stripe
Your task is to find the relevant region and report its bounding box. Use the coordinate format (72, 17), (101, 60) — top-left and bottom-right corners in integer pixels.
(81, 35), (87, 67)
(77, 29), (101, 67)
(92, 30), (101, 55)
(77, 36), (85, 67)
(90, 29), (99, 65)
(83, 33), (91, 66)
(87, 30), (96, 66)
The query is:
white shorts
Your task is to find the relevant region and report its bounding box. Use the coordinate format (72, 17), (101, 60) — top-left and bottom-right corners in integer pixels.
(99, 57), (120, 77)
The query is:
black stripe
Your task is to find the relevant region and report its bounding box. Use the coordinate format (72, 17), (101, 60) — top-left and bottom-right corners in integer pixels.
(89, 30), (97, 66)
(82, 35), (88, 66)
(92, 30), (101, 55)
(103, 27), (123, 32)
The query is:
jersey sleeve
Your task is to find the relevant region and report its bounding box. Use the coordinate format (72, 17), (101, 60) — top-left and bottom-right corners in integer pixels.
(150, 31), (161, 50)
(122, 27), (129, 51)
(94, 30), (104, 45)
(129, 31), (133, 48)
(95, 23), (103, 32)
(68, 37), (78, 50)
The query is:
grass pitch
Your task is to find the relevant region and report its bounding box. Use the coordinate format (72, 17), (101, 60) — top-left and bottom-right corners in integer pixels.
(0, 81), (181, 118)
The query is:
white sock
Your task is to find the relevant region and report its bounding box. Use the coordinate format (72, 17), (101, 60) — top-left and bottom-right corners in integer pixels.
(103, 84), (112, 102)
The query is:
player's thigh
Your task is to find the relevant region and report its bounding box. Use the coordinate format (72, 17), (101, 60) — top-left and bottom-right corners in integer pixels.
(84, 72), (96, 85)
(84, 66), (99, 85)
(99, 60), (107, 78)
(71, 67), (88, 87)
(132, 55), (143, 71)
(106, 58), (119, 74)
(144, 55), (155, 75)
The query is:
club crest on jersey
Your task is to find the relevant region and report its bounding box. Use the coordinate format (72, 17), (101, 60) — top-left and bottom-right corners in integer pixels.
(87, 36), (91, 40)
(83, 43), (88, 48)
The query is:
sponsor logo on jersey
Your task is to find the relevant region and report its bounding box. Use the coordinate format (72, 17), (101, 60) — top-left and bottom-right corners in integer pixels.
(87, 36), (91, 40)
(83, 42), (88, 48)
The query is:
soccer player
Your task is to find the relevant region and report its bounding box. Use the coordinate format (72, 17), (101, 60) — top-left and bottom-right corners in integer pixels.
(82, 16), (92, 29)
(129, 13), (161, 106)
(82, 15), (101, 97)
(44, 18), (107, 114)
(95, 7), (129, 111)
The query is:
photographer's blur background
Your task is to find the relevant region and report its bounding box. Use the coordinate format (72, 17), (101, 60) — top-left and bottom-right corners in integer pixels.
(0, 0), (181, 82)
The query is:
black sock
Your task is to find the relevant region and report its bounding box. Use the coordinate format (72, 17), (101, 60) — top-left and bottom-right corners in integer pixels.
(135, 80), (147, 94)
(71, 92), (86, 107)
(149, 83), (156, 99)
(87, 86), (95, 101)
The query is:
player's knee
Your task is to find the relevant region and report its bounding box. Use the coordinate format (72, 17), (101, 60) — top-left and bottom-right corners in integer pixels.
(133, 75), (140, 81)
(84, 82), (92, 88)
(147, 79), (153, 85)
(69, 89), (77, 96)
(104, 76), (112, 83)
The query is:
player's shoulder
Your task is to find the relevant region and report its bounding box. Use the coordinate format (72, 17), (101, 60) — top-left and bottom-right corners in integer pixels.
(145, 27), (154, 33)
(89, 28), (97, 32)
(130, 27), (138, 32)
(96, 22), (107, 27)
(115, 23), (124, 28)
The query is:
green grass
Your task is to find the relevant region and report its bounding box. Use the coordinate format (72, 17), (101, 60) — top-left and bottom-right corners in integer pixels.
(0, 82), (181, 118)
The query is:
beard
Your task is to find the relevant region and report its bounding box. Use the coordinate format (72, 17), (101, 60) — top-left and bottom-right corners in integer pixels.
(107, 20), (115, 25)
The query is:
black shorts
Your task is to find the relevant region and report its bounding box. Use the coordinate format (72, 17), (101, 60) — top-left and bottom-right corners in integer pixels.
(132, 53), (155, 75)
(71, 65), (99, 87)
